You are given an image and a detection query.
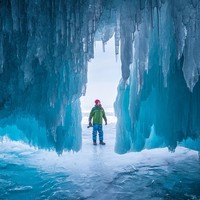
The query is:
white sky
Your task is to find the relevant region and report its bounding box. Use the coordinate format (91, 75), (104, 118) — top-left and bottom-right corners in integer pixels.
(80, 37), (121, 112)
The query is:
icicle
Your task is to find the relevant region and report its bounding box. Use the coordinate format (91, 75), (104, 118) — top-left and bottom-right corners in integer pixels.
(149, 0), (154, 28)
(0, 33), (4, 74)
(0, 38), (3, 73)
(140, 0), (146, 10)
(115, 11), (120, 56)
(157, 6), (160, 37)
(11, 0), (20, 31)
(82, 37), (88, 53)
(70, 13), (75, 44)
(102, 41), (106, 52)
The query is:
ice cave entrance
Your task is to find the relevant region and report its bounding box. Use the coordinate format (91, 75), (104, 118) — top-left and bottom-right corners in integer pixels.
(81, 36), (121, 128)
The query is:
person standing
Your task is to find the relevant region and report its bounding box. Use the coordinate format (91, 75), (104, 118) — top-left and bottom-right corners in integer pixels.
(88, 99), (107, 145)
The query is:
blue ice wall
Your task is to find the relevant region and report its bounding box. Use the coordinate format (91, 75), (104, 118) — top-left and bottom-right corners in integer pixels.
(115, 0), (200, 153)
(0, 0), (95, 153)
(1, 0), (200, 153)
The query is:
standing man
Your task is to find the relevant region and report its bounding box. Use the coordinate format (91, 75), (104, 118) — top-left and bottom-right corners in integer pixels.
(88, 99), (107, 145)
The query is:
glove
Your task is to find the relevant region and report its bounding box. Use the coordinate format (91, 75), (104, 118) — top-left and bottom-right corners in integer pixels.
(87, 122), (93, 128)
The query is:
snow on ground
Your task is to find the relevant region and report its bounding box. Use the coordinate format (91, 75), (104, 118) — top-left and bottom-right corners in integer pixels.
(0, 114), (200, 200)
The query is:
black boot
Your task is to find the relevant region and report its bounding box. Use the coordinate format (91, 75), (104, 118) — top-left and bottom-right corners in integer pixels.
(93, 140), (97, 145)
(100, 141), (106, 145)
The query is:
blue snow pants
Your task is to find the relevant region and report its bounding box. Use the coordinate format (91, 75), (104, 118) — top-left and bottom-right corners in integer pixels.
(92, 124), (103, 142)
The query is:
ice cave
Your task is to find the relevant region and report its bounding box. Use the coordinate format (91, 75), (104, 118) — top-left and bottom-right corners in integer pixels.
(0, 0), (200, 154)
(1, 1), (200, 199)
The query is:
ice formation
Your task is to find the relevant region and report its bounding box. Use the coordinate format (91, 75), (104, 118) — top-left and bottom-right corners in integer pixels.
(114, 0), (200, 153)
(0, 0), (200, 153)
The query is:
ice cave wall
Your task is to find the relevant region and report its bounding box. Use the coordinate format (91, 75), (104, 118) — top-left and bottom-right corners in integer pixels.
(0, 0), (200, 154)
(0, 0), (92, 153)
(115, 0), (200, 153)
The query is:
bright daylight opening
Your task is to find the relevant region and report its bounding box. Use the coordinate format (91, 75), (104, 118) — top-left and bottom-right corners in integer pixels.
(81, 36), (121, 125)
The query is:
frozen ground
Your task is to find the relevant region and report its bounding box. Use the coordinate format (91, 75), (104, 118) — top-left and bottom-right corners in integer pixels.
(0, 113), (200, 200)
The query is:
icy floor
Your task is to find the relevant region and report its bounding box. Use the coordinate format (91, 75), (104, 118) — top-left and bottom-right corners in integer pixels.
(0, 115), (200, 200)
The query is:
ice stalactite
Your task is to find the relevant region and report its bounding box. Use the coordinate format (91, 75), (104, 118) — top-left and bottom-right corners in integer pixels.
(115, 0), (200, 154)
(0, 0), (103, 153)
(0, 0), (200, 154)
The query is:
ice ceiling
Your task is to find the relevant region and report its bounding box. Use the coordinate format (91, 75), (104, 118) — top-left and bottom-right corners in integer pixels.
(0, 0), (200, 154)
